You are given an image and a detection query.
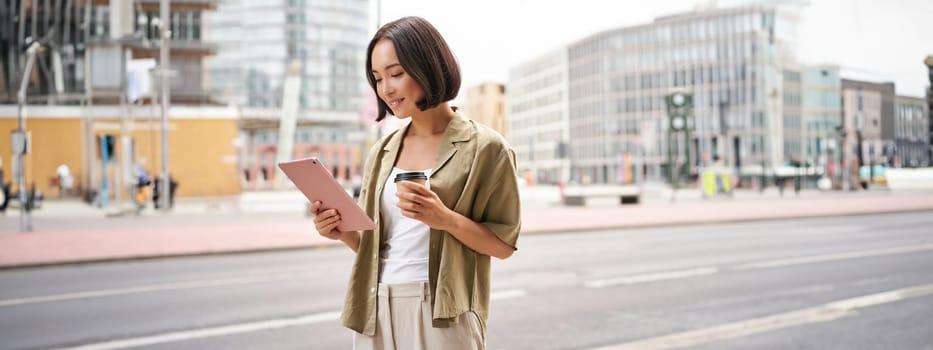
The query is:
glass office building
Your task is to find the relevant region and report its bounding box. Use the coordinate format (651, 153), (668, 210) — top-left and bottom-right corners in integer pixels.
(0, 0), (218, 104)
(507, 48), (570, 184)
(206, 0), (368, 113)
(205, 0), (371, 188)
(509, 4), (803, 184)
(800, 66), (843, 181)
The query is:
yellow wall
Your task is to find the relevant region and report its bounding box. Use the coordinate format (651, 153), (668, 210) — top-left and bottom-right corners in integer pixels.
(0, 118), (84, 195)
(1, 106), (241, 198)
(144, 118), (241, 197)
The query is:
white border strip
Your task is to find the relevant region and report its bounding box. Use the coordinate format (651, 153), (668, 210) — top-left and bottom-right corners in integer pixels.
(735, 244), (933, 270)
(53, 311), (342, 350)
(590, 283), (933, 350)
(491, 289), (527, 300)
(0, 271), (314, 307)
(51, 288), (526, 349)
(584, 267), (719, 288)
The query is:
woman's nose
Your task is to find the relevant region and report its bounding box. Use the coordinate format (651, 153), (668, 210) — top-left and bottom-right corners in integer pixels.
(380, 80), (394, 96)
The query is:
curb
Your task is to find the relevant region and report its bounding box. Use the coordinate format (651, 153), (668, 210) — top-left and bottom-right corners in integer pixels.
(521, 207), (933, 235)
(0, 243), (342, 271)
(3, 205), (931, 270)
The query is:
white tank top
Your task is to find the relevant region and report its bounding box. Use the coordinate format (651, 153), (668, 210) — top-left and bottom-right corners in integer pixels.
(378, 167), (432, 284)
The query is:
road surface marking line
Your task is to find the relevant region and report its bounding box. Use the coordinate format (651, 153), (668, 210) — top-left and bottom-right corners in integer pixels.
(0, 272), (312, 307)
(52, 311), (343, 350)
(491, 289), (527, 300)
(735, 243), (933, 270)
(49, 287), (524, 350)
(584, 267), (719, 288)
(589, 283), (933, 350)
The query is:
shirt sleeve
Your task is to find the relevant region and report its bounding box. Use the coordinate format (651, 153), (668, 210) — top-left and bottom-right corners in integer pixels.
(357, 142), (381, 211)
(475, 147), (522, 250)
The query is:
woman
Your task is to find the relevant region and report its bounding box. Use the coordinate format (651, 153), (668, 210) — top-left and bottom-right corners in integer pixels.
(310, 16), (521, 349)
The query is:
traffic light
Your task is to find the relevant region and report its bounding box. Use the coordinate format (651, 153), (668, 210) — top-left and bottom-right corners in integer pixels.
(664, 91), (695, 189)
(665, 92), (694, 132)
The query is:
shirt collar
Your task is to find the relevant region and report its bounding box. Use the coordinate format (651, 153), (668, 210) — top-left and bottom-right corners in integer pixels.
(381, 113), (474, 176)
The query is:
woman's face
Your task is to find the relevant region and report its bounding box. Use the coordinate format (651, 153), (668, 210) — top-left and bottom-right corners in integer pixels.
(371, 38), (425, 118)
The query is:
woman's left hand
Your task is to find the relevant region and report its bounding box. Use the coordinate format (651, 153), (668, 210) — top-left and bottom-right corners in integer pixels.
(396, 181), (455, 230)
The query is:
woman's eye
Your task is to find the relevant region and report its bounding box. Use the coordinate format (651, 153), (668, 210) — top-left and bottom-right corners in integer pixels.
(374, 78), (382, 83)
(391, 72), (403, 78)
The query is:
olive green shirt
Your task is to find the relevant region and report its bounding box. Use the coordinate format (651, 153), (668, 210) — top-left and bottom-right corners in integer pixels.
(341, 113), (522, 336)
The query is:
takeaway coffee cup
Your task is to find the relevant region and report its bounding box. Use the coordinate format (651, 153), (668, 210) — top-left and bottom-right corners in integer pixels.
(394, 172), (428, 203)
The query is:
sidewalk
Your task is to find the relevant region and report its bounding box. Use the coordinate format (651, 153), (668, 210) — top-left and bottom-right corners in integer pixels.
(2, 187), (932, 269)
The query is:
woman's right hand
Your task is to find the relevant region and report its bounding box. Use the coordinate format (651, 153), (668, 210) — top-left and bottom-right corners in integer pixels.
(310, 201), (343, 240)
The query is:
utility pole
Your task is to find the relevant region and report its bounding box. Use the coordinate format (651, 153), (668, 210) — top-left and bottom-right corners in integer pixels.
(159, 0), (171, 210)
(83, 0), (96, 205)
(118, 45), (128, 205)
(719, 99), (729, 168)
(81, 2), (95, 204)
(855, 86), (865, 190)
(839, 125), (849, 192)
(15, 43), (42, 232)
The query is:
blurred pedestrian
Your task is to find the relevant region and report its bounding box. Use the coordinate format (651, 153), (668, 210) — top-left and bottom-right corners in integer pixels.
(134, 163), (152, 213)
(310, 16), (521, 349)
(56, 163), (73, 197)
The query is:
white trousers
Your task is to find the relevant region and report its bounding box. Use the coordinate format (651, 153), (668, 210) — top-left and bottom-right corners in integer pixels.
(353, 282), (485, 350)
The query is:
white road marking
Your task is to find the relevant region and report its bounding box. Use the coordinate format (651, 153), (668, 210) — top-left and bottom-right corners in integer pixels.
(51, 288), (527, 349)
(6, 243), (928, 309)
(585, 243), (933, 289)
(0, 271), (315, 307)
(52, 311), (342, 350)
(589, 283), (933, 350)
(491, 289), (527, 300)
(584, 267), (719, 288)
(734, 243), (933, 270)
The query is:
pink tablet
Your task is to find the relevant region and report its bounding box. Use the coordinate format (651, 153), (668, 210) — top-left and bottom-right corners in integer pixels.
(277, 157), (376, 232)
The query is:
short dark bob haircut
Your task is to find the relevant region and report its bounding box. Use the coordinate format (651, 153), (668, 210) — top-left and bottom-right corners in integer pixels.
(366, 16), (461, 122)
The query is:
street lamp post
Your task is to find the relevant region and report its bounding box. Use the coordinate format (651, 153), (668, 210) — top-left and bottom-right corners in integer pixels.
(719, 99), (730, 169)
(158, 0), (171, 210)
(14, 43), (42, 232)
(11, 42), (42, 232)
(836, 126), (848, 191)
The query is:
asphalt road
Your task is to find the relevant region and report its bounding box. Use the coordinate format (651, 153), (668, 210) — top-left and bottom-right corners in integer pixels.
(1, 211), (931, 350)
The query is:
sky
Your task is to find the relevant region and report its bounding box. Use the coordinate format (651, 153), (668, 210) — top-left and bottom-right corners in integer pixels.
(371, 0), (933, 99)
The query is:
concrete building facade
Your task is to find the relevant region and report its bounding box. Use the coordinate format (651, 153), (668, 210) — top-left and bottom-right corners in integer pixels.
(894, 95), (930, 167)
(464, 83), (507, 137)
(840, 78), (895, 174)
(507, 48), (570, 184)
(509, 4), (803, 185)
